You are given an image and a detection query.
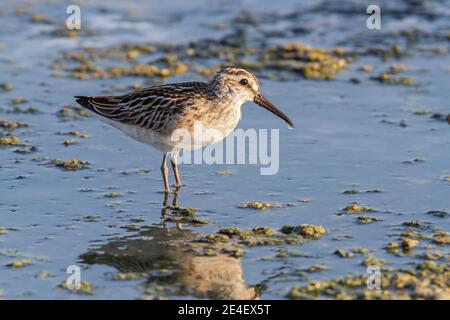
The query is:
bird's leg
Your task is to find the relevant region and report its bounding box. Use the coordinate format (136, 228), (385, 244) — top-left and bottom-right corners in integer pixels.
(170, 152), (182, 188)
(161, 152), (171, 193)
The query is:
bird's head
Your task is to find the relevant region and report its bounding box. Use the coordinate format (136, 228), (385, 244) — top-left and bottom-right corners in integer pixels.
(209, 66), (294, 128)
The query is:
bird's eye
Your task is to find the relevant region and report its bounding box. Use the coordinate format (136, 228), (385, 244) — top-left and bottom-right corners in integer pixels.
(239, 79), (248, 86)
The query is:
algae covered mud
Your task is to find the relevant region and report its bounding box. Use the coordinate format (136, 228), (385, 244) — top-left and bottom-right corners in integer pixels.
(0, 0), (449, 299)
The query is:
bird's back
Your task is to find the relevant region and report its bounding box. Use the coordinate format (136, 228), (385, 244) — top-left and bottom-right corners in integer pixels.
(75, 82), (209, 134)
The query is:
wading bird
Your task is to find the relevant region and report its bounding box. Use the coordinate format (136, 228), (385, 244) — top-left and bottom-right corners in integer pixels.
(76, 66), (294, 193)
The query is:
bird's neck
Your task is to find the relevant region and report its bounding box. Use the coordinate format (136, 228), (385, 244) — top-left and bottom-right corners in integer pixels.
(206, 78), (230, 99)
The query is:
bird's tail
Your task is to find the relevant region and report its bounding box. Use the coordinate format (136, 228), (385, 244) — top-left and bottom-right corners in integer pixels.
(74, 96), (95, 112)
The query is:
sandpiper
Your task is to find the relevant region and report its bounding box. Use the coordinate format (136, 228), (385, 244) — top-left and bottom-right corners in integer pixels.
(75, 66), (294, 193)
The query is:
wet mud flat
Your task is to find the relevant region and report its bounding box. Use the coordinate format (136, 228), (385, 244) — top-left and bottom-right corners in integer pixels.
(0, 0), (449, 299)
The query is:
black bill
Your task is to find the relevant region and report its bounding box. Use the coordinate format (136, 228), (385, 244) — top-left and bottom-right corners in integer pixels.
(254, 94), (294, 128)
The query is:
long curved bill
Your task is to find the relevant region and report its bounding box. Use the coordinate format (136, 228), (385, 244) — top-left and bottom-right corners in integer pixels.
(254, 94), (294, 128)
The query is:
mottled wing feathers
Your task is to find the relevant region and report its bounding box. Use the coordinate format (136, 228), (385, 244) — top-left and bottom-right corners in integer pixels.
(75, 82), (208, 132)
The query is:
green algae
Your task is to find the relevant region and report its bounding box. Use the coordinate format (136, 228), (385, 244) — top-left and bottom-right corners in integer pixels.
(216, 170), (232, 176)
(372, 72), (413, 86)
(112, 272), (145, 281)
(62, 138), (77, 146)
(51, 159), (89, 170)
(56, 28), (353, 84)
(261, 43), (350, 80)
(305, 264), (327, 273)
(0, 136), (21, 145)
(343, 189), (359, 194)
(0, 83), (12, 92)
(403, 157), (425, 164)
(402, 220), (430, 229)
(103, 192), (122, 198)
(31, 14), (54, 25)
(238, 201), (282, 210)
(334, 249), (354, 258)
(289, 261), (450, 300)
(357, 216), (380, 224)
(198, 233), (230, 244)
(426, 210), (448, 218)
(57, 105), (91, 120)
(217, 226), (306, 246)
(6, 259), (32, 269)
(9, 105), (41, 114)
(335, 248), (368, 258)
(56, 130), (89, 138)
(361, 256), (388, 267)
(433, 232), (450, 245)
(401, 237), (420, 250)
(341, 203), (377, 214)
(34, 271), (55, 280)
(0, 119), (29, 129)
(58, 281), (93, 295)
(163, 206), (210, 226)
(343, 189), (384, 195)
(252, 226), (277, 236)
(359, 64), (373, 72)
(431, 112), (450, 125)
(10, 97), (29, 105)
(220, 247), (244, 258)
(280, 224), (326, 240)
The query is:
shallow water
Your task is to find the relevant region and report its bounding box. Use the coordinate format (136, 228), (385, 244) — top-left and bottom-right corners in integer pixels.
(0, 0), (449, 299)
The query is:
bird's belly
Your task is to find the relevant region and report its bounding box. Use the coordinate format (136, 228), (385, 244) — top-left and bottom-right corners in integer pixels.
(94, 108), (241, 153)
(97, 115), (177, 152)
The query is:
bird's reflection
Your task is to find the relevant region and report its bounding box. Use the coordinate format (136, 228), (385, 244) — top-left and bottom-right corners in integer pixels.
(160, 187), (180, 219)
(80, 190), (259, 300)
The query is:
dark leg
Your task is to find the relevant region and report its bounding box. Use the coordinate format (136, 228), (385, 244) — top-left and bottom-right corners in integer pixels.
(161, 152), (170, 193)
(170, 152), (182, 188)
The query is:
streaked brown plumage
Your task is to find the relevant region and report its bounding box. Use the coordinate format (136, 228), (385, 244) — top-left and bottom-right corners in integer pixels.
(76, 66), (294, 193)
